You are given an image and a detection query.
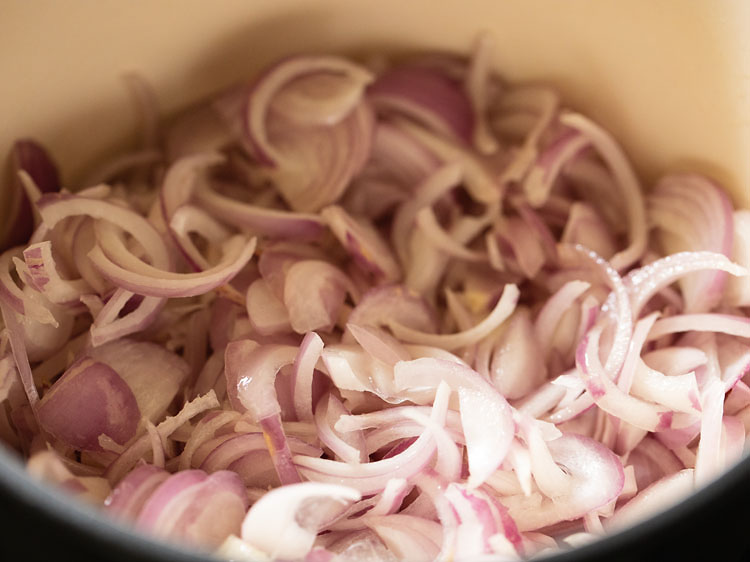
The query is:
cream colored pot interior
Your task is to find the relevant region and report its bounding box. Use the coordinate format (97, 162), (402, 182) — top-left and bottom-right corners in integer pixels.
(1, 1), (748, 212)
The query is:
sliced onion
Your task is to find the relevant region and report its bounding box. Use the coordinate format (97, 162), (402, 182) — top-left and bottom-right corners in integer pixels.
(369, 64), (473, 143)
(489, 307), (547, 399)
(6, 42), (750, 560)
(347, 285), (437, 337)
(37, 358), (140, 451)
(21, 241), (92, 305)
(465, 32), (500, 154)
(262, 101), (375, 213)
(245, 55), (374, 165)
(388, 283), (518, 351)
(558, 112), (647, 271)
(626, 251), (747, 317)
(87, 339), (189, 423)
(522, 130), (589, 208)
(395, 118), (500, 205)
(91, 220), (257, 298)
(245, 278), (291, 336)
(315, 393), (367, 464)
(241, 482), (361, 560)
(366, 514), (442, 562)
(725, 210), (750, 306)
(347, 323), (411, 367)
(576, 326), (672, 432)
(561, 202), (617, 260)
(1, 139), (60, 252)
(159, 152), (225, 225)
(105, 391), (219, 484)
(496, 86), (558, 185)
(321, 205), (401, 282)
(607, 469), (694, 531)
(283, 260), (352, 334)
(394, 357), (514, 487)
(104, 463), (170, 520)
(647, 313), (750, 341)
(630, 360), (700, 414)
(295, 395), (447, 494)
(504, 434), (624, 531)
(648, 174), (734, 312)
(534, 280), (591, 359)
(136, 469), (249, 547)
(195, 183), (325, 240)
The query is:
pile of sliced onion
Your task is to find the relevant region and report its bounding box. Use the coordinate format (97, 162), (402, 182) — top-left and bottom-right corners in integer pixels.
(1, 34), (748, 561)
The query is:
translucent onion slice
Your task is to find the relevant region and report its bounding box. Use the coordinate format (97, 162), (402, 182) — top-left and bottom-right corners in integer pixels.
(394, 357), (514, 488)
(240, 482), (361, 560)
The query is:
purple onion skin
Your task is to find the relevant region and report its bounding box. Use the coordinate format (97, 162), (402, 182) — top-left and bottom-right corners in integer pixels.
(3, 139), (61, 251)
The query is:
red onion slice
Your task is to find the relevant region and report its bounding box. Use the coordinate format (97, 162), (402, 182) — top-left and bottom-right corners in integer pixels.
(105, 391), (219, 484)
(246, 55), (374, 165)
(444, 483), (523, 558)
(577, 327), (674, 432)
(315, 393), (367, 464)
(630, 360), (700, 415)
(263, 101), (375, 213)
(369, 64), (473, 143)
(37, 193), (171, 270)
(0, 248), (57, 324)
(607, 469), (694, 531)
(1, 140), (60, 252)
(534, 280), (591, 359)
(726, 210), (750, 306)
(395, 119), (501, 205)
(559, 112), (647, 271)
(321, 205), (401, 282)
(22, 241), (92, 305)
(490, 307), (548, 399)
(195, 183), (325, 240)
(465, 32), (500, 154)
(497, 86), (559, 185)
(394, 357), (514, 487)
(240, 482), (361, 560)
(89, 291), (165, 347)
(389, 283), (519, 350)
(283, 260), (353, 334)
(626, 251), (747, 317)
(245, 278), (291, 336)
(505, 434), (624, 531)
(87, 338), (189, 423)
(159, 152), (225, 225)
(136, 469), (249, 547)
(366, 514), (442, 562)
(104, 463), (170, 520)
(295, 391), (449, 494)
(347, 323), (411, 367)
(347, 285), (437, 337)
(37, 358), (140, 451)
(562, 202), (617, 260)
(647, 313), (750, 341)
(91, 220), (257, 298)
(649, 174), (734, 312)
(523, 130), (589, 208)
